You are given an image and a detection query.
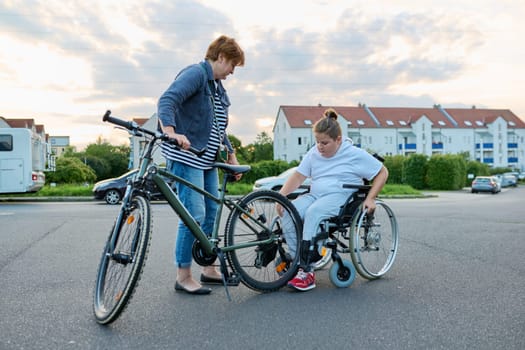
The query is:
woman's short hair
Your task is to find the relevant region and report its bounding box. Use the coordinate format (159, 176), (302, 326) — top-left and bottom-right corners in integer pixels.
(205, 35), (245, 66)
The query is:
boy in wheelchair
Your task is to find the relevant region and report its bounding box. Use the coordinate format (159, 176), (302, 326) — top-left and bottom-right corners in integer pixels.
(279, 108), (388, 291)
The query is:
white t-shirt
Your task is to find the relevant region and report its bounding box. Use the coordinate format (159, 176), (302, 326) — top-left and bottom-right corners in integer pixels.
(297, 139), (382, 196)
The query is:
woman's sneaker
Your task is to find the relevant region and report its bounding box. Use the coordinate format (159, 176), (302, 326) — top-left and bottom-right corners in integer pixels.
(287, 269), (316, 291)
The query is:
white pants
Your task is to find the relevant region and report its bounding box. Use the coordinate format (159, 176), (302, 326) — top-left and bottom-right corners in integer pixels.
(282, 191), (353, 257)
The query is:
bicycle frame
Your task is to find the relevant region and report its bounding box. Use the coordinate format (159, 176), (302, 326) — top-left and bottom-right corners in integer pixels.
(112, 137), (276, 261)
(151, 167), (276, 254)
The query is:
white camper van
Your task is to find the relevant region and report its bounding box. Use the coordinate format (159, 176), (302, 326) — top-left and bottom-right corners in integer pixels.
(0, 128), (46, 194)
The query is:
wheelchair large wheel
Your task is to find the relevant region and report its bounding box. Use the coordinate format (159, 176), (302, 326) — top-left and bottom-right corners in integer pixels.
(349, 200), (398, 280)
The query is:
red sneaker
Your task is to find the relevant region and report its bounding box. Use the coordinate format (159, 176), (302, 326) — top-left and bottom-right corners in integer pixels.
(287, 269), (316, 291)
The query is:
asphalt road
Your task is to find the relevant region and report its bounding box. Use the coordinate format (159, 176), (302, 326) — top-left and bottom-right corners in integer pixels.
(0, 187), (524, 350)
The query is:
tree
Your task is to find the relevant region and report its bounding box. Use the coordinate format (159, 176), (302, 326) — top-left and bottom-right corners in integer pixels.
(251, 131), (273, 162)
(79, 141), (129, 180)
(45, 157), (96, 184)
(227, 134), (250, 164)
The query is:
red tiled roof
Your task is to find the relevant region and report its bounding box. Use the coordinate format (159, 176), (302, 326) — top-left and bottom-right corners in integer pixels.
(279, 105), (375, 128)
(444, 108), (525, 128)
(279, 105), (525, 129)
(369, 107), (455, 128)
(133, 118), (148, 126)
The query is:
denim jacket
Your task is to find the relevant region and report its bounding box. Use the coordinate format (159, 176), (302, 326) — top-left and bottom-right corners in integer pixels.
(157, 60), (233, 153)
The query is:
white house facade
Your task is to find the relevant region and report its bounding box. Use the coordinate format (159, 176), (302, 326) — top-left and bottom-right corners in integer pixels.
(129, 113), (165, 169)
(273, 105), (525, 171)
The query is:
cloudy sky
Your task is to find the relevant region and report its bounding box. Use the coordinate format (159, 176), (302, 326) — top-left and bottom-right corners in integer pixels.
(1, 0), (524, 149)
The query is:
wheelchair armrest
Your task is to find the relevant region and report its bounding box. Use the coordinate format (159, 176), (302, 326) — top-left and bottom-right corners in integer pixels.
(342, 184), (371, 191)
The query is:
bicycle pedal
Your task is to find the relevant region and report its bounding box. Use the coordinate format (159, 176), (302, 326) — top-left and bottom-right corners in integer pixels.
(225, 274), (241, 286)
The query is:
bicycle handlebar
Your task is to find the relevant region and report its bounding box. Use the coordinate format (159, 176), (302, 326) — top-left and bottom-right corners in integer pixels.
(102, 110), (206, 157)
(103, 110), (137, 131)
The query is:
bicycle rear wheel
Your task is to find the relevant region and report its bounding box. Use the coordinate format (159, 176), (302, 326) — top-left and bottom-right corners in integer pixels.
(225, 190), (302, 292)
(349, 200), (398, 280)
(93, 195), (152, 324)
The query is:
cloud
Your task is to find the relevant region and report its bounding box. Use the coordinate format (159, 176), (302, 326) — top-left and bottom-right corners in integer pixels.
(0, 0), (520, 149)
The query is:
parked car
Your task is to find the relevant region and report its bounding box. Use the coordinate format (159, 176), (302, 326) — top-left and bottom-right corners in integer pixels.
(498, 174), (518, 188)
(471, 176), (501, 194)
(252, 167), (311, 199)
(93, 169), (173, 204)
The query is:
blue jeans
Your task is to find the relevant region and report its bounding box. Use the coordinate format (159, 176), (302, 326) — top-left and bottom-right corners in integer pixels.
(167, 160), (219, 268)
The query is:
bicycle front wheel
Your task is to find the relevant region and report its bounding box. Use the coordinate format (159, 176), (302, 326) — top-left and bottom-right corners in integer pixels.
(225, 190), (302, 292)
(349, 200), (398, 280)
(93, 195), (152, 324)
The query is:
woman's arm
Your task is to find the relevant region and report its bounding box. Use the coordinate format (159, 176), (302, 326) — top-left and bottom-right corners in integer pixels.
(362, 165), (389, 213)
(279, 171), (307, 198)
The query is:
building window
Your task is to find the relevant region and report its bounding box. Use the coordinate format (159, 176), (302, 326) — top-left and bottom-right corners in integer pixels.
(298, 137), (302, 145)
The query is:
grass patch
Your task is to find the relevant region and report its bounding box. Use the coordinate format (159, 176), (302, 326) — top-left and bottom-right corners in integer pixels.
(380, 184), (422, 196)
(1, 182), (422, 198)
(0, 184), (93, 197)
(225, 183), (253, 196)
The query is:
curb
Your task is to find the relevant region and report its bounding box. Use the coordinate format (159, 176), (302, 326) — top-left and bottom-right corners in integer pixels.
(0, 196), (94, 202)
(1, 194), (437, 203)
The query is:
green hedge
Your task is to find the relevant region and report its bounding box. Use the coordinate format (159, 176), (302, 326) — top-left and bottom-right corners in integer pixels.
(404, 154), (428, 190)
(238, 160), (293, 185)
(238, 153), (488, 191)
(384, 155), (404, 184)
(382, 153), (488, 190)
(426, 154), (465, 190)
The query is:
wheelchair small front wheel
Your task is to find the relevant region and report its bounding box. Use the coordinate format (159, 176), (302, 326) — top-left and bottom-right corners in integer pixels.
(329, 259), (356, 288)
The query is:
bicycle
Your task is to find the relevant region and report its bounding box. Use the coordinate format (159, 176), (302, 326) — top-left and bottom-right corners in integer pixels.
(93, 111), (303, 325)
(313, 183), (399, 287)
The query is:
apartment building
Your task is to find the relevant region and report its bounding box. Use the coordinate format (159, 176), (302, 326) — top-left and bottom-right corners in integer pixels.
(273, 105), (525, 170)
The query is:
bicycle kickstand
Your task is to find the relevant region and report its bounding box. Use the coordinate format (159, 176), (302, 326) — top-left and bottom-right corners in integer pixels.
(215, 249), (240, 302)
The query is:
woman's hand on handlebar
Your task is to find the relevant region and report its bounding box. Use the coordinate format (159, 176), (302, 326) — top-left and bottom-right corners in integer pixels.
(163, 129), (191, 150)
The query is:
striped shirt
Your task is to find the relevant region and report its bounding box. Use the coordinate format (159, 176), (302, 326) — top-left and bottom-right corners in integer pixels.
(161, 89), (227, 170)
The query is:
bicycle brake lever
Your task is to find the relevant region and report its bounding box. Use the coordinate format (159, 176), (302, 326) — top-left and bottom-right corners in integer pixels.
(163, 135), (206, 157)
(189, 147), (207, 157)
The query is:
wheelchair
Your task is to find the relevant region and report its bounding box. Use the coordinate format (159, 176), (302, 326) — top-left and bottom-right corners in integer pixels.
(311, 183), (399, 287)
